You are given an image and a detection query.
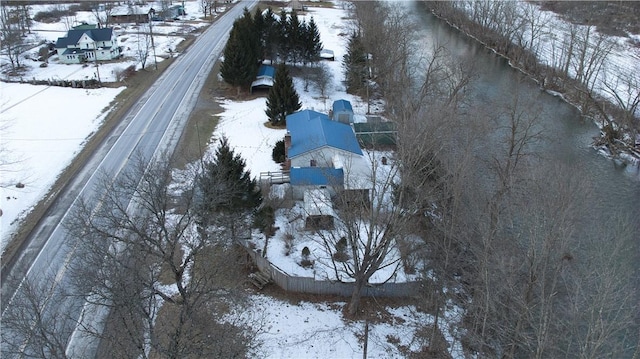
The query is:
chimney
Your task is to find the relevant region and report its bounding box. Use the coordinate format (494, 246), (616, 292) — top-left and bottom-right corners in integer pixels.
(284, 132), (291, 157)
(284, 132), (291, 170)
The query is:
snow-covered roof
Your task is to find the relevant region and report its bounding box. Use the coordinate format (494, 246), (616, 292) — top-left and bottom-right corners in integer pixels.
(320, 49), (334, 59)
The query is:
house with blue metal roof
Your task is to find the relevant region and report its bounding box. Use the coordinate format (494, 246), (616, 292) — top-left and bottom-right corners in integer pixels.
(55, 28), (121, 64)
(332, 99), (354, 124)
(284, 109), (371, 199)
(286, 110), (362, 166)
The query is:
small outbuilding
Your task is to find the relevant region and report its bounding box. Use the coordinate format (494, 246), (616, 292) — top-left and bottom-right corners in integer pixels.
(320, 49), (335, 61)
(251, 64), (276, 93)
(332, 99), (354, 124)
(303, 188), (335, 230)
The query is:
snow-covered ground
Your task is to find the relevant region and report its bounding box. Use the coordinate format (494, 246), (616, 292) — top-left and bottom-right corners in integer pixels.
(231, 295), (465, 358)
(11, 1), (638, 357)
(0, 82), (124, 243)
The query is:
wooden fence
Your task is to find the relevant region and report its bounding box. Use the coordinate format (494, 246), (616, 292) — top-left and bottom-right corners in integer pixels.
(244, 244), (421, 298)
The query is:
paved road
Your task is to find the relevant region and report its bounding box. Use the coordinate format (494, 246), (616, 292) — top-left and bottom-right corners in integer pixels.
(1, 1), (257, 357)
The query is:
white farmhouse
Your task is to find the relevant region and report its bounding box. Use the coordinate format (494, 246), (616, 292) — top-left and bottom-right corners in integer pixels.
(55, 27), (121, 64)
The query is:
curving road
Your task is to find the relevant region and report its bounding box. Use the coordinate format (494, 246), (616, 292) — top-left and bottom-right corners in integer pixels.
(1, 1), (257, 357)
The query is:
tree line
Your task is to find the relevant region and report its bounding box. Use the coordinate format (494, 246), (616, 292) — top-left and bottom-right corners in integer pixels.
(425, 1), (639, 161)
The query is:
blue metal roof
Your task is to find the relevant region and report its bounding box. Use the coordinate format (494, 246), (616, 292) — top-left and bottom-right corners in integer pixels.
(286, 110), (363, 157)
(256, 64), (275, 78)
(332, 99), (353, 113)
(290, 167), (344, 186)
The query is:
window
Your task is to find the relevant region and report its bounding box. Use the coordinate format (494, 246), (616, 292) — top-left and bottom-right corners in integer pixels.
(310, 159), (317, 167)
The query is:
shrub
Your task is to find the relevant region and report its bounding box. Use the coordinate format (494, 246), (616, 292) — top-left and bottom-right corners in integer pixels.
(333, 236), (349, 262)
(332, 251), (349, 263)
(283, 232), (294, 256)
(271, 139), (285, 164)
(300, 247), (313, 268)
(34, 7), (75, 23)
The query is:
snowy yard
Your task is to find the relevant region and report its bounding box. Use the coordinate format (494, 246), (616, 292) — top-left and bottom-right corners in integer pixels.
(232, 295), (465, 358)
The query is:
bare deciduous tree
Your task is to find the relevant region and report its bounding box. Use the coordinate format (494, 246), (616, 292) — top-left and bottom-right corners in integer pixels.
(602, 69), (640, 148)
(1, 272), (78, 359)
(307, 152), (407, 317)
(136, 23), (151, 69)
(65, 157), (257, 358)
(0, 4), (26, 73)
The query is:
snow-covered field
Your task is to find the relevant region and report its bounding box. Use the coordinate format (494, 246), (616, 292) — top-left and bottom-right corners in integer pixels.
(0, 82), (123, 242)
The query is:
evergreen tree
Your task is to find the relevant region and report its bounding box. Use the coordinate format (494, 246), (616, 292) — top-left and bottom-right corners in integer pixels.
(303, 16), (323, 64)
(272, 139), (285, 163)
(286, 9), (304, 64)
(253, 7), (266, 62)
(342, 31), (367, 94)
(265, 64), (302, 126)
(277, 9), (290, 63)
(220, 8), (260, 95)
(262, 7), (279, 63)
(197, 136), (262, 239)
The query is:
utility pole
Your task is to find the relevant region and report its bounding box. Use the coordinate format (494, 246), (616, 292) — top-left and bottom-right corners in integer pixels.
(94, 45), (101, 84)
(366, 53), (372, 114)
(149, 8), (158, 70)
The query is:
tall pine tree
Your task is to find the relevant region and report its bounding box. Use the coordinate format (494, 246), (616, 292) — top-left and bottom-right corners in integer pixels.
(253, 7), (266, 62)
(343, 31), (367, 95)
(197, 136), (262, 240)
(303, 16), (323, 64)
(277, 9), (290, 63)
(265, 64), (301, 127)
(220, 8), (260, 95)
(263, 7), (279, 64)
(286, 9), (304, 64)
